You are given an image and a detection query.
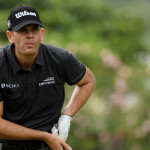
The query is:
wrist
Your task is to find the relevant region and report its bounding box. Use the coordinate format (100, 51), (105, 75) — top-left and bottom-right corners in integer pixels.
(61, 114), (73, 120)
(38, 131), (51, 142)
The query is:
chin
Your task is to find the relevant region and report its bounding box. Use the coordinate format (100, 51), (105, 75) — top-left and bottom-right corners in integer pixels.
(24, 49), (37, 54)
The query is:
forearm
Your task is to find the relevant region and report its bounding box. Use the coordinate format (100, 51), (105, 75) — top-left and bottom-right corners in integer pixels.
(63, 73), (95, 117)
(0, 118), (47, 141)
(0, 117), (72, 150)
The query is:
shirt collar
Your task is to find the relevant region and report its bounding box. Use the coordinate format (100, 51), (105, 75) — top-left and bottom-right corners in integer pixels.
(7, 44), (43, 73)
(7, 44), (21, 73)
(34, 44), (43, 67)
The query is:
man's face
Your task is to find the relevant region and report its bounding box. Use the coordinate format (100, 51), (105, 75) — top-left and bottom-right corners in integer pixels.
(7, 24), (45, 56)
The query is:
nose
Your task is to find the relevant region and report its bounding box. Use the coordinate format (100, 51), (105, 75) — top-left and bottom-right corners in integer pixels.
(26, 30), (34, 38)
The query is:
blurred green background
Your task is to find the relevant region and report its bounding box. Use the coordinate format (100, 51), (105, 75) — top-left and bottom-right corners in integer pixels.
(1, 0), (150, 149)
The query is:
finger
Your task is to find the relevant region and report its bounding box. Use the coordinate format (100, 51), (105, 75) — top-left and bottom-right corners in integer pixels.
(59, 130), (68, 141)
(51, 127), (59, 135)
(51, 144), (64, 150)
(62, 143), (72, 150)
(53, 129), (59, 135)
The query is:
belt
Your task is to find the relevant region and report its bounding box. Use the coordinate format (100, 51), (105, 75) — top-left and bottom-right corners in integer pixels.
(0, 140), (49, 150)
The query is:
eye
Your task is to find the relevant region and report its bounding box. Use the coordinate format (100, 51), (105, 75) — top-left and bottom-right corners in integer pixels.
(18, 28), (26, 33)
(32, 25), (40, 32)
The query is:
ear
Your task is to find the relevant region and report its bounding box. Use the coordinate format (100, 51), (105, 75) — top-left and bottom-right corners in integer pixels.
(40, 28), (45, 41)
(6, 31), (14, 43)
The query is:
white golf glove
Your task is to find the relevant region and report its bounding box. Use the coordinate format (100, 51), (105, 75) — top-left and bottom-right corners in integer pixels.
(51, 115), (72, 141)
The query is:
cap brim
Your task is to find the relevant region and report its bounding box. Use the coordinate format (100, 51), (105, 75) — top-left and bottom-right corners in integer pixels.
(12, 20), (44, 31)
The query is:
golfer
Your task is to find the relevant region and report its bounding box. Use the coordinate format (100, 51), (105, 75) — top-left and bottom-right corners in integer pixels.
(0, 5), (95, 150)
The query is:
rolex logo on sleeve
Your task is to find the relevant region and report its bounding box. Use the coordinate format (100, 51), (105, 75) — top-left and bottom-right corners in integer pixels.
(1, 83), (20, 89)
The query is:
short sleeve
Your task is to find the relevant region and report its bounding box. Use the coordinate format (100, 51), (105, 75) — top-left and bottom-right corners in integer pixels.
(0, 60), (4, 102)
(64, 51), (86, 85)
(0, 88), (4, 102)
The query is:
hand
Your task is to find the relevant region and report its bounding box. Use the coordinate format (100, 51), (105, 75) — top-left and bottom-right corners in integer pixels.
(51, 124), (59, 136)
(58, 115), (72, 141)
(44, 133), (72, 150)
(51, 115), (72, 141)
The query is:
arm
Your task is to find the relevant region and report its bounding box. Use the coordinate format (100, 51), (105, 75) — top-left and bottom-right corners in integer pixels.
(0, 101), (71, 150)
(63, 67), (95, 116)
(53, 67), (95, 140)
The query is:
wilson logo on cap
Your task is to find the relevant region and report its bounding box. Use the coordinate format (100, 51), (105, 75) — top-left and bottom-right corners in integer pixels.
(15, 10), (37, 19)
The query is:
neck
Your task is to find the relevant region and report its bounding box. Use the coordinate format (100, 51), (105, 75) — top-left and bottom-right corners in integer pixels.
(13, 48), (38, 71)
(19, 58), (36, 70)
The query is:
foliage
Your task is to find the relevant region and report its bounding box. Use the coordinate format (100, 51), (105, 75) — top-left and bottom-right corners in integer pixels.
(0, 0), (150, 150)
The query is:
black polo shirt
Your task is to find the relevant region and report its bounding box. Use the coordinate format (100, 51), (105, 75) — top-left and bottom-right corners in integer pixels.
(0, 43), (86, 132)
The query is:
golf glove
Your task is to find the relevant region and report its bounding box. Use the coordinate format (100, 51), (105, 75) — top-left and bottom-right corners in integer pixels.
(51, 124), (59, 136)
(51, 115), (72, 141)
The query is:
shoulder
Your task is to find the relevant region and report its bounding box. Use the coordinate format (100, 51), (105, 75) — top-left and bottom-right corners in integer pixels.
(40, 43), (72, 62)
(0, 45), (11, 74)
(0, 44), (10, 56)
(0, 44), (10, 62)
(0, 46), (5, 58)
(41, 43), (66, 54)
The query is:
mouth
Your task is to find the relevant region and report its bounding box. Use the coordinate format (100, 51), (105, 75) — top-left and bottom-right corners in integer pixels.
(25, 42), (34, 47)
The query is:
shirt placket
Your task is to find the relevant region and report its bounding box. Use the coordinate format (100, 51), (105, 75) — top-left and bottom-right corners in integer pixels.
(26, 71), (34, 99)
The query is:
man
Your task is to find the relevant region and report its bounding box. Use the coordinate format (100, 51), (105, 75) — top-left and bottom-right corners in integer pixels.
(0, 5), (95, 150)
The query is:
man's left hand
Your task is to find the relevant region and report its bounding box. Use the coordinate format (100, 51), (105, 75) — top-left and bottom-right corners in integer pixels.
(51, 115), (72, 141)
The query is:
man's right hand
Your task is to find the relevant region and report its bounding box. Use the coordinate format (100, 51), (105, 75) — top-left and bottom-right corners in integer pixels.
(43, 132), (72, 150)
(0, 101), (71, 150)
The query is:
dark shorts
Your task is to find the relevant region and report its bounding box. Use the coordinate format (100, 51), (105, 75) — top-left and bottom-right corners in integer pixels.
(0, 140), (51, 150)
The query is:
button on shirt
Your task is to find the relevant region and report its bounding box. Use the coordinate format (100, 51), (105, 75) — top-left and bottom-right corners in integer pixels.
(0, 43), (86, 132)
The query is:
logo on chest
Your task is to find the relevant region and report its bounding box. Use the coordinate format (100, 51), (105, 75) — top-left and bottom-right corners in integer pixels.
(39, 77), (55, 86)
